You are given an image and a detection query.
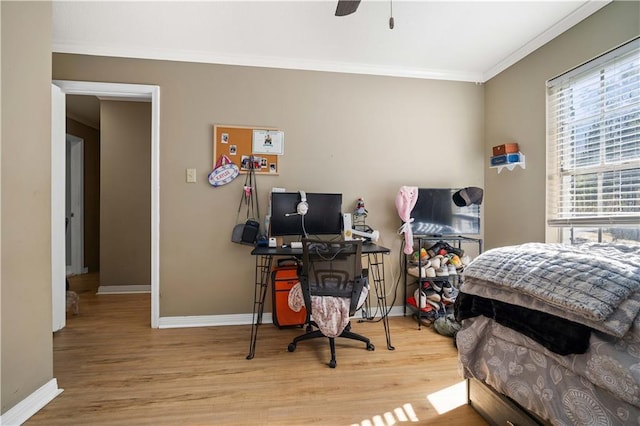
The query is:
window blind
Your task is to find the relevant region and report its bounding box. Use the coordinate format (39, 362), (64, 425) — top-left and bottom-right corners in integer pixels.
(546, 37), (640, 227)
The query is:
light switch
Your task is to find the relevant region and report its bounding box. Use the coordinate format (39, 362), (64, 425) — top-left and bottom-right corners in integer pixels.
(186, 168), (196, 183)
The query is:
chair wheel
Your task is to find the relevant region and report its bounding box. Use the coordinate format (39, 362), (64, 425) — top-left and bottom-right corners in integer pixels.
(367, 343), (375, 351)
(287, 343), (296, 352)
(329, 360), (336, 368)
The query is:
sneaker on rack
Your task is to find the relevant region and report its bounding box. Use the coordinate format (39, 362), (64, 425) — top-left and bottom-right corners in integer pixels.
(426, 241), (446, 258)
(435, 266), (449, 277)
(413, 289), (427, 309)
(428, 280), (443, 292)
(423, 288), (441, 302)
(442, 281), (454, 297)
(441, 293), (456, 304)
(447, 254), (463, 269)
(441, 242), (464, 257)
(430, 255), (443, 269)
(425, 299), (441, 311)
(448, 264), (457, 275)
(425, 267), (436, 278)
(411, 249), (429, 264)
(407, 266), (427, 278)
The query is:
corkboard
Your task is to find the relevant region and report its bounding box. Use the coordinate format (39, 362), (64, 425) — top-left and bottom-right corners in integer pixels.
(213, 125), (280, 175)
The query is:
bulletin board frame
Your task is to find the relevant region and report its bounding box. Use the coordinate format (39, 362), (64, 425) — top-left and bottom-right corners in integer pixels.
(213, 124), (280, 175)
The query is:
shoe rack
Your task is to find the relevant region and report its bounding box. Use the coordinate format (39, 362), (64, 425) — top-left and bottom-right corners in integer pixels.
(403, 235), (483, 330)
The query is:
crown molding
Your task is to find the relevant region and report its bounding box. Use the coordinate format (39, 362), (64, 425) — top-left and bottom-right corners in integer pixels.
(52, 42), (484, 83)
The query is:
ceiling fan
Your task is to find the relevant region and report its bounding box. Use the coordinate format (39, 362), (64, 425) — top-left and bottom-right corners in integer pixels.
(335, 0), (395, 29)
(335, 0), (361, 16)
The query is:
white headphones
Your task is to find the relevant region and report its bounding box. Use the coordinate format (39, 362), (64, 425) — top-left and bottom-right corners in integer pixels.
(296, 190), (308, 216)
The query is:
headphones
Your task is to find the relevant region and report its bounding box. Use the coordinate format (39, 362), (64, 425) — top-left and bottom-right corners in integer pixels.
(296, 190), (308, 216)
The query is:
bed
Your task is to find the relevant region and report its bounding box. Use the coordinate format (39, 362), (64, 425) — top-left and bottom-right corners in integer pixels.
(455, 242), (640, 426)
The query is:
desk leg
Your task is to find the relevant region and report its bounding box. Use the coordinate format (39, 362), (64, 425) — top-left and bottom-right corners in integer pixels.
(246, 254), (272, 360)
(364, 252), (395, 351)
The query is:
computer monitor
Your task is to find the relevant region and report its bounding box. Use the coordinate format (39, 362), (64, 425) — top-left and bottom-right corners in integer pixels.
(409, 188), (481, 236)
(270, 192), (343, 237)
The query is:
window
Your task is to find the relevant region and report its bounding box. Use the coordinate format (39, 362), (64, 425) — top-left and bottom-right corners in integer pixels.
(546, 38), (640, 244)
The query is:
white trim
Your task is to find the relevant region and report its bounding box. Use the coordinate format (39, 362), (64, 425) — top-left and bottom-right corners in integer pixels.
(52, 80), (154, 100)
(157, 306), (405, 329)
(52, 80), (161, 329)
(51, 84), (67, 333)
(150, 87), (160, 329)
(482, 0), (611, 82)
(51, 43), (483, 83)
(97, 285), (151, 294)
(0, 379), (63, 426)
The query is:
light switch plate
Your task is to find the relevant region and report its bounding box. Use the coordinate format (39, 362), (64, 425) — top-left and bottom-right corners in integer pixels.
(186, 168), (196, 183)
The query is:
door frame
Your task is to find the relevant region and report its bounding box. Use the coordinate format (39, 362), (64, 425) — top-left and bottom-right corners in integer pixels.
(52, 80), (161, 328)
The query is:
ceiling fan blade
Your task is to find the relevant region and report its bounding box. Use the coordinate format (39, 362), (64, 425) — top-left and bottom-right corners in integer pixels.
(335, 0), (361, 16)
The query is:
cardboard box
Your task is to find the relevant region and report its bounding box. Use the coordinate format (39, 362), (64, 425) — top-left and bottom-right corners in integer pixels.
(490, 152), (522, 166)
(492, 143), (519, 156)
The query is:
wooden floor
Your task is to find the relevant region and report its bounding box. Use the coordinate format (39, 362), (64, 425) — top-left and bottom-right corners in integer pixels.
(27, 273), (487, 425)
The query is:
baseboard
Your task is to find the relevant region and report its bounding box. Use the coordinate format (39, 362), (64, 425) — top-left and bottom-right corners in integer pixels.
(157, 305), (405, 328)
(0, 379), (63, 426)
(97, 285), (151, 294)
(158, 313), (270, 328)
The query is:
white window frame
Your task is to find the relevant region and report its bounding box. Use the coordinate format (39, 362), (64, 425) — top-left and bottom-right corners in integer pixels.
(546, 37), (640, 244)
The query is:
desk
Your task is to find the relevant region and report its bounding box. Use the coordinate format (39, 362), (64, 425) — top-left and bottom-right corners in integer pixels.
(247, 243), (394, 359)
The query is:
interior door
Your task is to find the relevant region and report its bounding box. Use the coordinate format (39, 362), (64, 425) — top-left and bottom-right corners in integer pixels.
(66, 134), (84, 276)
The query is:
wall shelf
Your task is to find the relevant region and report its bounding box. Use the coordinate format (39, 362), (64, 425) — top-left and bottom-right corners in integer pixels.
(490, 152), (525, 173)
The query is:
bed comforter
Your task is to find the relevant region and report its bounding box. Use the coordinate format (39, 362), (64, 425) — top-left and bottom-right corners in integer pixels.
(456, 242), (640, 425)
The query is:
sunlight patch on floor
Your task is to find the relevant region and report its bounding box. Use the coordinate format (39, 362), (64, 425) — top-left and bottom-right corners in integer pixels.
(352, 381), (467, 425)
(351, 403), (419, 425)
(426, 380), (468, 414)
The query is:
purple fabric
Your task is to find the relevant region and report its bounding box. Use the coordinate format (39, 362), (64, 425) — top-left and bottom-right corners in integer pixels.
(395, 186), (418, 255)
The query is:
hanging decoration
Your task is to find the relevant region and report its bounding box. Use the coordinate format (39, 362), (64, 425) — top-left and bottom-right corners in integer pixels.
(209, 154), (239, 187)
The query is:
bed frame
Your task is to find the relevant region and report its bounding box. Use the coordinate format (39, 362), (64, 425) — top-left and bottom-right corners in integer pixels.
(468, 378), (548, 426)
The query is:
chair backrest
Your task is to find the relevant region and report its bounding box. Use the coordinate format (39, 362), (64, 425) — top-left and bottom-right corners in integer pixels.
(300, 238), (365, 315)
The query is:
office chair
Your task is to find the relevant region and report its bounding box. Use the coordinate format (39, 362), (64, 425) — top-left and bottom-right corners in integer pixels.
(287, 238), (375, 368)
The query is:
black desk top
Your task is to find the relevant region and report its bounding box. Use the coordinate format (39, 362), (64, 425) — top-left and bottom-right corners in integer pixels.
(251, 243), (390, 256)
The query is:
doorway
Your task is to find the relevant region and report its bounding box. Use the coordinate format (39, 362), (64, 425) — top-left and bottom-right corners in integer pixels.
(52, 80), (161, 330)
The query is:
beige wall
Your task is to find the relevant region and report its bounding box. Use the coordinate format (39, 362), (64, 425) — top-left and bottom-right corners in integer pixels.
(52, 55), (485, 316)
(66, 118), (100, 273)
(483, 0), (640, 250)
(100, 101), (151, 286)
(0, 0), (636, 419)
(1, 1), (53, 413)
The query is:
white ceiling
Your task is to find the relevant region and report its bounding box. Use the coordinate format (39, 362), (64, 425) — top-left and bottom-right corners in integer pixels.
(53, 0), (610, 84)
